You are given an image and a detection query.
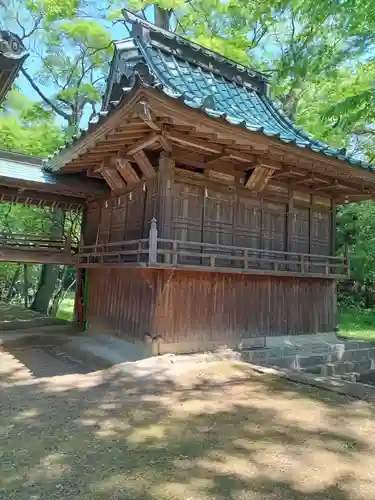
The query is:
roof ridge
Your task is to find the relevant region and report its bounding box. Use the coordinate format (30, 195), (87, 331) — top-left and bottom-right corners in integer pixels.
(122, 9), (269, 84)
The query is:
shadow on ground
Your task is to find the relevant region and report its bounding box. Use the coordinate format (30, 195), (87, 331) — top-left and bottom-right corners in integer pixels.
(0, 358), (374, 500)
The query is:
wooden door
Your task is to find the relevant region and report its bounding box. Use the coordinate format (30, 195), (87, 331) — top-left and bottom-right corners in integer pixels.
(97, 200), (111, 245)
(262, 201), (287, 270)
(202, 188), (234, 268)
(290, 206), (310, 271)
(234, 196), (262, 269)
(172, 181), (203, 265)
(124, 186), (145, 241)
(83, 201), (100, 246)
(311, 209), (331, 273)
(110, 195), (127, 243)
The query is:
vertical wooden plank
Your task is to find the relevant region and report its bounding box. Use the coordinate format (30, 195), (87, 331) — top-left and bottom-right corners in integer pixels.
(308, 206), (312, 255)
(331, 200), (336, 256)
(172, 181), (203, 264)
(287, 188), (294, 252)
(157, 152), (175, 239)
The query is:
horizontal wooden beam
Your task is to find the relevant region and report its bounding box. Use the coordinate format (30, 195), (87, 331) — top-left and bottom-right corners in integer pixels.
(167, 130), (223, 154)
(0, 247), (75, 265)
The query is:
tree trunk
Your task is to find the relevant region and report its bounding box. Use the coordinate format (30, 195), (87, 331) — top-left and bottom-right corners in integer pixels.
(23, 264), (29, 309)
(30, 208), (64, 314)
(30, 264), (60, 314)
(49, 266), (69, 317)
(6, 264), (21, 303)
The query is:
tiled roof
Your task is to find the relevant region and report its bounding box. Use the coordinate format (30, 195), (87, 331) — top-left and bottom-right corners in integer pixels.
(0, 31), (28, 104)
(0, 150), (105, 196)
(0, 151), (58, 184)
(48, 11), (374, 173)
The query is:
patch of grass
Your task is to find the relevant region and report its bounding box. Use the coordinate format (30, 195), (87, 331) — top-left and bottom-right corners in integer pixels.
(56, 294), (75, 321)
(339, 308), (375, 341)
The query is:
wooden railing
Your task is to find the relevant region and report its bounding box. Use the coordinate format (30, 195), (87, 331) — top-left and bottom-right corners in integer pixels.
(78, 219), (348, 278)
(0, 232), (75, 254)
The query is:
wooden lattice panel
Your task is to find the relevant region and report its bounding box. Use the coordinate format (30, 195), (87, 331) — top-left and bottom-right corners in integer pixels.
(311, 209), (331, 256)
(110, 195), (127, 242)
(202, 188), (234, 267)
(83, 201), (100, 246)
(97, 200), (111, 244)
(172, 181), (203, 264)
(125, 185), (146, 240)
(234, 197), (262, 250)
(291, 207), (310, 254)
(262, 201), (286, 252)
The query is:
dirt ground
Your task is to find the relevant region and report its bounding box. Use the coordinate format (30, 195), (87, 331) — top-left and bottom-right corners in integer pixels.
(1, 349), (375, 500)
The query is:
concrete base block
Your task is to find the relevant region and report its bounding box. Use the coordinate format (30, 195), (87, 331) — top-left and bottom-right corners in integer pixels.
(66, 330), (155, 368)
(265, 331), (338, 348)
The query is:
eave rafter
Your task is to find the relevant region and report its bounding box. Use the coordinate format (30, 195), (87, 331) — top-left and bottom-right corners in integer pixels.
(56, 94), (375, 201)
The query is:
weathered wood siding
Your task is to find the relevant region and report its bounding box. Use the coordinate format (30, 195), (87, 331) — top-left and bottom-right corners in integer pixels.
(170, 177), (332, 258)
(86, 267), (154, 339)
(83, 201), (101, 246)
(152, 270), (336, 342)
(84, 175), (333, 262)
(85, 266), (336, 343)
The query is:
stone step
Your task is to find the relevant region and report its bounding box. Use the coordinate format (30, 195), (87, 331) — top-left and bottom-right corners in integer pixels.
(303, 361), (355, 376)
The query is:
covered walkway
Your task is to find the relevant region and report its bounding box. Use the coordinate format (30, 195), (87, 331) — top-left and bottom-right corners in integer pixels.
(0, 150), (107, 265)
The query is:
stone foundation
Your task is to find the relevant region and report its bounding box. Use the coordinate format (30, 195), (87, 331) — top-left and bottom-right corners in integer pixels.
(241, 337), (375, 381)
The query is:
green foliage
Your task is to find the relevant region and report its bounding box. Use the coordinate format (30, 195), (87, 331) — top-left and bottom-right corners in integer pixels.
(339, 308), (375, 340)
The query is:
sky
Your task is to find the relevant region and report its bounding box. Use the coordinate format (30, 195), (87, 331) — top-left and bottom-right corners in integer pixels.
(1, 3), (155, 128)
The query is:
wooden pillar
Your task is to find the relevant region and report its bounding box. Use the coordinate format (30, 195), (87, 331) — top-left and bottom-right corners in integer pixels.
(331, 200), (336, 256)
(74, 205), (87, 327)
(157, 152), (175, 239)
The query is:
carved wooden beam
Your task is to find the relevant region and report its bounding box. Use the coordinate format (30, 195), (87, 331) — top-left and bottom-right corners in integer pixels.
(159, 135), (172, 153)
(133, 150), (156, 179)
(245, 163), (275, 192)
(126, 132), (160, 156)
(131, 101), (160, 131)
(96, 161), (127, 193)
(112, 157), (140, 186)
(100, 168), (127, 193)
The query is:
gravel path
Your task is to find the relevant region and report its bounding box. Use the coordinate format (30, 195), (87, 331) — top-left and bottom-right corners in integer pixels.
(1, 351), (375, 499)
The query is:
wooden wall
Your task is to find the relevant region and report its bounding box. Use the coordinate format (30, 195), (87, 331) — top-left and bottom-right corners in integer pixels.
(85, 178), (158, 246)
(171, 178), (332, 258)
(84, 173), (333, 259)
(85, 267), (336, 344)
(152, 270), (336, 341)
(86, 267), (154, 339)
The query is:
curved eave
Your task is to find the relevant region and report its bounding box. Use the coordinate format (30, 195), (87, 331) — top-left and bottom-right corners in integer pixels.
(0, 54), (28, 104)
(46, 83), (375, 187)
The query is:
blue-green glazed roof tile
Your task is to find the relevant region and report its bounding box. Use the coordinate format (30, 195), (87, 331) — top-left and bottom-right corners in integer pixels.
(47, 13), (375, 173)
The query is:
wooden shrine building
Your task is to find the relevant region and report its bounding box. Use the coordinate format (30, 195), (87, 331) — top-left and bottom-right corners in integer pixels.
(3, 17), (375, 353)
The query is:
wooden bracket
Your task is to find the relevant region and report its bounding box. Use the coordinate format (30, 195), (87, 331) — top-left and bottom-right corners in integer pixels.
(133, 150), (156, 179)
(113, 157), (140, 186)
(132, 101), (160, 131)
(245, 163), (275, 192)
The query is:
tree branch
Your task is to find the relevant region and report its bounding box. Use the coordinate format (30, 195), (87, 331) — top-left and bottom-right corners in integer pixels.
(21, 67), (71, 122)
